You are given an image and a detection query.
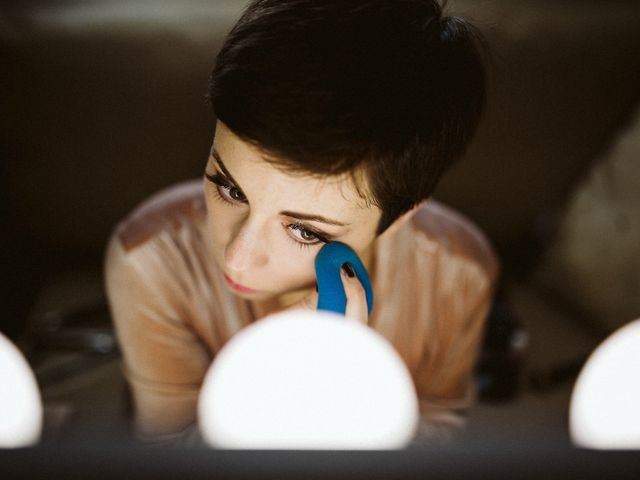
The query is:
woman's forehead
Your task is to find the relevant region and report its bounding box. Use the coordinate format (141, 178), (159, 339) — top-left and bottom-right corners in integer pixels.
(212, 123), (380, 220)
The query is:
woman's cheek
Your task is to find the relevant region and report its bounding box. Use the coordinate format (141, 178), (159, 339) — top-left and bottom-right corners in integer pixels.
(281, 248), (318, 285)
(205, 197), (236, 255)
(206, 190), (238, 225)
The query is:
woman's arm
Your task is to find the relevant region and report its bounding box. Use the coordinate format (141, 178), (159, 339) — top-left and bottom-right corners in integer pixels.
(409, 201), (500, 443)
(413, 251), (497, 443)
(415, 287), (493, 443)
(105, 235), (212, 441)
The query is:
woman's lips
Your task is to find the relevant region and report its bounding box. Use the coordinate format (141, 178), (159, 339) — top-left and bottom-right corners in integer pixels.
(223, 273), (258, 294)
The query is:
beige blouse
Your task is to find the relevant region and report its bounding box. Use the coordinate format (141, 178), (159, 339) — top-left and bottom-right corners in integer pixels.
(105, 179), (499, 442)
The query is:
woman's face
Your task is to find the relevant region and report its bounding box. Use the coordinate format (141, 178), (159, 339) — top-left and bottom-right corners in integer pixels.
(204, 121), (382, 305)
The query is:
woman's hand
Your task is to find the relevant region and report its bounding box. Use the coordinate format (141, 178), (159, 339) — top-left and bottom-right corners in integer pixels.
(340, 263), (369, 325)
(282, 262), (368, 325)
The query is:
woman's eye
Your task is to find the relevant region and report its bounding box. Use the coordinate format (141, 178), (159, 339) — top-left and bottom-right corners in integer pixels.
(289, 224), (320, 244)
(205, 172), (247, 204)
(226, 186), (246, 202)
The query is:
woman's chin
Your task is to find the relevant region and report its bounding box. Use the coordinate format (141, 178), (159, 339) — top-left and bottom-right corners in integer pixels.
(224, 277), (316, 308)
(226, 287), (271, 300)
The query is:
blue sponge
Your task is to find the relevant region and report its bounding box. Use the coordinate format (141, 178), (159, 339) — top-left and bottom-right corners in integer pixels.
(314, 242), (374, 316)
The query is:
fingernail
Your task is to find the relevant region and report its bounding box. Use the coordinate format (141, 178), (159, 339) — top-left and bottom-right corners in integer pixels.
(341, 263), (355, 278)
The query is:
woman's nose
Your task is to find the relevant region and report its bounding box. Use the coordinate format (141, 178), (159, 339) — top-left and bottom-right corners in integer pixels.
(224, 223), (269, 272)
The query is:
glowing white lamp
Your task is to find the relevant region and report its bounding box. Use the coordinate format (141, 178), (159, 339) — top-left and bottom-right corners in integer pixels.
(0, 332), (43, 448)
(198, 309), (419, 449)
(570, 319), (640, 449)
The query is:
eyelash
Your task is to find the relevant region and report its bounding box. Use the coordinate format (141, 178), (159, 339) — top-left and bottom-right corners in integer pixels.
(204, 172), (330, 248)
(205, 172), (247, 204)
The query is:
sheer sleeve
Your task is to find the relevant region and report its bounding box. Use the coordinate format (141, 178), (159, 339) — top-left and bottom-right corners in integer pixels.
(414, 273), (495, 443)
(104, 234), (212, 440)
(409, 203), (499, 443)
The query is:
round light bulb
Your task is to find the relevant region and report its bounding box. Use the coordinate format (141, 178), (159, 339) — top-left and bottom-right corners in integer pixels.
(198, 309), (419, 449)
(0, 332), (43, 448)
(570, 319), (640, 449)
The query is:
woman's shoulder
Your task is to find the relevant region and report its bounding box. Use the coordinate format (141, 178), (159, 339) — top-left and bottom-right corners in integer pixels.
(104, 179), (219, 333)
(112, 179), (207, 253)
(406, 199), (499, 282)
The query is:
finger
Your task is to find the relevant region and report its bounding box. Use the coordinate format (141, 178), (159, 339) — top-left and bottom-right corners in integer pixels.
(341, 263), (368, 325)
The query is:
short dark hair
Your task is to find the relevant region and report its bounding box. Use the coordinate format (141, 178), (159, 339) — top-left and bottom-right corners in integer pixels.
(208, 0), (486, 234)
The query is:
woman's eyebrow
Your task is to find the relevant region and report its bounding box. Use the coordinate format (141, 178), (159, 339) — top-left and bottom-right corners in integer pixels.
(280, 211), (350, 227)
(210, 148), (243, 189)
(211, 147), (350, 228)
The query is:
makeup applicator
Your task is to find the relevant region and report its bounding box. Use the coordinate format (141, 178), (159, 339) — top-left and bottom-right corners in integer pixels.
(314, 241), (374, 316)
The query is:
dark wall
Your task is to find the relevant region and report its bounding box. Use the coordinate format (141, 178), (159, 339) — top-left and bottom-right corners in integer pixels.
(436, 0), (640, 269)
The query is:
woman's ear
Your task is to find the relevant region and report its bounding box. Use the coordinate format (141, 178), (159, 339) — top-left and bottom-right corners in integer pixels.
(378, 201), (425, 240)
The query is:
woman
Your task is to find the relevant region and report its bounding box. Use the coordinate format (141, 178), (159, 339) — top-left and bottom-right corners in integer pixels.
(105, 0), (498, 443)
